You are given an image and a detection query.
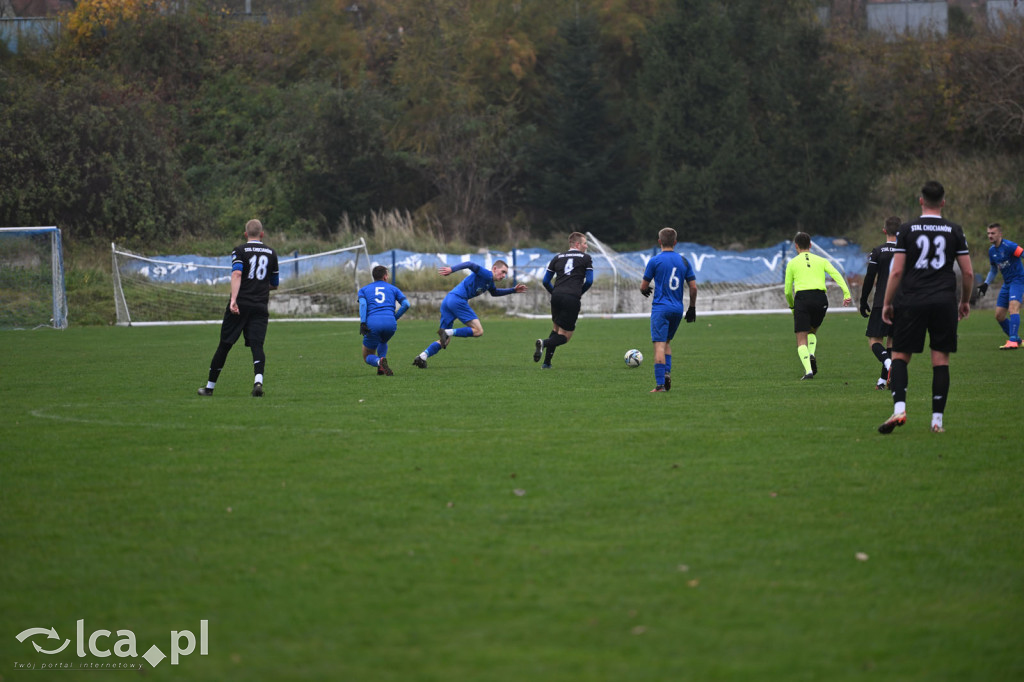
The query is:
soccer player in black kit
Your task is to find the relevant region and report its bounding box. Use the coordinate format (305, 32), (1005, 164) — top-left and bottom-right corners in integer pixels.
(198, 219), (280, 398)
(533, 232), (594, 368)
(860, 216), (901, 389)
(878, 181), (973, 434)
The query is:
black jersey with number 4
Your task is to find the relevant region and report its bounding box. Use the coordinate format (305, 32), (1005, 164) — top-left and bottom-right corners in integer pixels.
(232, 241), (280, 308)
(546, 249), (593, 298)
(893, 217), (969, 306)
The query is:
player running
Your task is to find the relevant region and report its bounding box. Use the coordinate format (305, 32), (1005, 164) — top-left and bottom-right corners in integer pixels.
(358, 265), (409, 376)
(860, 217), (901, 389)
(412, 259), (526, 368)
(640, 227), (697, 393)
(533, 231), (594, 369)
(783, 232), (852, 380)
(976, 222), (1024, 349)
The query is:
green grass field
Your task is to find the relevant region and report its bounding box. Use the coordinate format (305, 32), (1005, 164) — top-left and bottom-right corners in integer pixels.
(1, 313), (1022, 681)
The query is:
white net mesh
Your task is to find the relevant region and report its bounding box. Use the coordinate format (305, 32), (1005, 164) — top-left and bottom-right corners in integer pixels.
(504, 232), (851, 318)
(0, 227), (67, 330)
(111, 240), (371, 325)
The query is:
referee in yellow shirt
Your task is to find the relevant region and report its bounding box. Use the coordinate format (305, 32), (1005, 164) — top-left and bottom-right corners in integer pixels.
(784, 232), (852, 380)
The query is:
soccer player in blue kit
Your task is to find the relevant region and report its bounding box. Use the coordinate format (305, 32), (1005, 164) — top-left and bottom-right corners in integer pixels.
(412, 259), (527, 368)
(639, 227), (698, 392)
(977, 222), (1024, 349)
(358, 265), (409, 376)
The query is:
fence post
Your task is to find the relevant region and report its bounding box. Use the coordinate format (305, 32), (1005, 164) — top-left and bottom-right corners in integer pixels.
(392, 249), (397, 287)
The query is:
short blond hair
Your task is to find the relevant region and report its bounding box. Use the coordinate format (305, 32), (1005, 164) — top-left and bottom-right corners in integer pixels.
(568, 231), (586, 248)
(245, 219), (263, 239)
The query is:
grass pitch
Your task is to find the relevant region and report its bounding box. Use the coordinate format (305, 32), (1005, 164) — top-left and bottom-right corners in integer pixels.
(1, 313), (1022, 681)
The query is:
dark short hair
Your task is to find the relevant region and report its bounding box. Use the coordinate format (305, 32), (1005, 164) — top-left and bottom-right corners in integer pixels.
(794, 232), (811, 250)
(921, 180), (945, 208)
(658, 227), (677, 246)
(884, 216), (901, 236)
(568, 232), (586, 248)
(372, 265), (388, 281)
(987, 222), (1003, 231)
(493, 260), (508, 270)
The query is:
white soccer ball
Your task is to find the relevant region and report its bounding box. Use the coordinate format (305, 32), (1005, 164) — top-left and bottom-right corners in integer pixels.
(624, 349), (643, 368)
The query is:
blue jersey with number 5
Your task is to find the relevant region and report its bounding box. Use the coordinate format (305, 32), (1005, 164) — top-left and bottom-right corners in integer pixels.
(359, 281), (408, 322)
(643, 251), (695, 314)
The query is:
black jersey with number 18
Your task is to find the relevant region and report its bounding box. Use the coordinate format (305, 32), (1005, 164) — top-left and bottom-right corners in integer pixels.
(232, 241), (280, 308)
(893, 217), (969, 306)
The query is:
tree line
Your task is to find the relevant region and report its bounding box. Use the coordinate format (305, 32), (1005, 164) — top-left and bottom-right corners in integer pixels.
(1, 0), (1022, 249)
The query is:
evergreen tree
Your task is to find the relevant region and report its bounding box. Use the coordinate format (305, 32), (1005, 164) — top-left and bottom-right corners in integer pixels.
(522, 14), (635, 241)
(633, 0), (871, 245)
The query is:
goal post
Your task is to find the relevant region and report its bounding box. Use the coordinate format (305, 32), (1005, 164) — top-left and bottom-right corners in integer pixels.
(0, 226), (68, 330)
(111, 238), (371, 326)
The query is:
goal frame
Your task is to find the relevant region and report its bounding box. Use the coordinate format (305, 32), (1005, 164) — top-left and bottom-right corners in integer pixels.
(0, 226), (68, 330)
(111, 238), (371, 326)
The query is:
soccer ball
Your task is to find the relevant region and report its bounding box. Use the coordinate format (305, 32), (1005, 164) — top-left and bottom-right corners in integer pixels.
(624, 349), (643, 368)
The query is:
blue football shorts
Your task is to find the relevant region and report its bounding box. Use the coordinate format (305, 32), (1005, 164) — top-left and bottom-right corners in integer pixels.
(996, 281), (1024, 308)
(362, 317), (397, 350)
(439, 295), (478, 329)
(650, 310), (682, 343)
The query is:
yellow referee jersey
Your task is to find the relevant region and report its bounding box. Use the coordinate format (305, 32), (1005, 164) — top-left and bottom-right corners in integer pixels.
(784, 251), (851, 308)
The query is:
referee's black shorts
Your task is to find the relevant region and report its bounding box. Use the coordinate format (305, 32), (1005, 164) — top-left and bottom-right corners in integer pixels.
(891, 300), (959, 354)
(550, 291), (582, 332)
(219, 303), (269, 347)
(792, 289), (828, 333)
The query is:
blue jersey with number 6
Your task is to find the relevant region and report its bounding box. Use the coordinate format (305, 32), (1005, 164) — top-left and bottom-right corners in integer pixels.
(643, 251), (696, 314)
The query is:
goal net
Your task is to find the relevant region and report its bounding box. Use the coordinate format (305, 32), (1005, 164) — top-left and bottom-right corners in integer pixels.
(111, 239), (371, 325)
(0, 226), (68, 330)
(508, 231), (850, 318)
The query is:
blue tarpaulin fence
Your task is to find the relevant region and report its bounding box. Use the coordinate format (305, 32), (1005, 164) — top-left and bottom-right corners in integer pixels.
(118, 236), (867, 286)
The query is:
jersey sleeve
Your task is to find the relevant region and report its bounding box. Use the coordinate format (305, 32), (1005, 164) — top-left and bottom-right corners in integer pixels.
(682, 257), (696, 282)
(642, 257), (656, 283)
(824, 261), (851, 298)
(862, 260), (877, 304)
(451, 261), (483, 276)
(784, 261), (795, 307)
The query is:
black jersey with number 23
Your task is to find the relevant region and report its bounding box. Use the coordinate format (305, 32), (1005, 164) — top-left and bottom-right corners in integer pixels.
(893, 217), (969, 306)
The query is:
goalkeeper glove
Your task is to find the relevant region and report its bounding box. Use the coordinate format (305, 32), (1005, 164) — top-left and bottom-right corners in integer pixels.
(359, 322), (369, 336)
(640, 286), (653, 298)
(859, 300), (871, 318)
(685, 306), (696, 323)
(978, 282), (988, 296)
